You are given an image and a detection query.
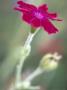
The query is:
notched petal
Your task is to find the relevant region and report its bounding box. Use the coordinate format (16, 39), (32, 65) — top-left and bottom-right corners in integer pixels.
(42, 19), (58, 34)
(38, 4), (48, 12)
(14, 7), (24, 12)
(48, 13), (57, 18)
(48, 12), (62, 21)
(17, 1), (37, 12)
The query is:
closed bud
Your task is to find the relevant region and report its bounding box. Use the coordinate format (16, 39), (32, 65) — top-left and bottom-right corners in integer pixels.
(39, 52), (62, 71)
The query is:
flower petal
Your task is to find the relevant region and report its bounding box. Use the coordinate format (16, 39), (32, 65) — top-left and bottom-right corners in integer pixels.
(16, 1), (37, 13)
(31, 18), (41, 28)
(38, 4), (48, 12)
(48, 13), (57, 18)
(42, 19), (58, 34)
(23, 12), (34, 23)
(14, 7), (28, 12)
(48, 13), (62, 21)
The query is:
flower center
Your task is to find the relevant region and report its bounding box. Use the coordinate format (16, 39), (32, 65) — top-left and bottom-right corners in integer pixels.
(34, 11), (44, 19)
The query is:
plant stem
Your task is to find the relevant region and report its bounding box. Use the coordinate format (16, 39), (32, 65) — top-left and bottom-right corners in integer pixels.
(24, 67), (43, 82)
(15, 29), (40, 85)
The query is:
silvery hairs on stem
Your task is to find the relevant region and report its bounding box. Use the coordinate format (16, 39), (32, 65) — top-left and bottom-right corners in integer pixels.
(13, 52), (62, 90)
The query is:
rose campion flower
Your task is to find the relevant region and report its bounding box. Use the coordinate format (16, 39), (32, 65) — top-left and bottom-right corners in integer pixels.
(14, 1), (62, 34)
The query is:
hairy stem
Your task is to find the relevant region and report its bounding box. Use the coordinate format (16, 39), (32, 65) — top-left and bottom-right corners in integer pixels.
(15, 28), (40, 86)
(24, 67), (43, 82)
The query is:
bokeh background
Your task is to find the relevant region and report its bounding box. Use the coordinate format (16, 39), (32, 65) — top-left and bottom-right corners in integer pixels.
(0, 0), (67, 90)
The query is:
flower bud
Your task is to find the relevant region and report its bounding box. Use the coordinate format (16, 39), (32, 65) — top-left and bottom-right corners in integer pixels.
(39, 52), (62, 71)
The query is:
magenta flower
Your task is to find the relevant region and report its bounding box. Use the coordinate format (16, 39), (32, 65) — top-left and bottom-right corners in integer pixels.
(14, 1), (62, 34)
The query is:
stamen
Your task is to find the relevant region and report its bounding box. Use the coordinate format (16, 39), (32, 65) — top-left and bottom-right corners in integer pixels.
(34, 11), (44, 19)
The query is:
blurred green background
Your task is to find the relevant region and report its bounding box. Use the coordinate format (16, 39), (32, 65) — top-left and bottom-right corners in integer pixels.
(0, 0), (67, 90)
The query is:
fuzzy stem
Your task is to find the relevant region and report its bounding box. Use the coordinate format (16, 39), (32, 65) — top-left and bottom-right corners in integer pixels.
(24, 67), (43, 82)
(15, 28), (40, 85)
(17, 67), (43, 90)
